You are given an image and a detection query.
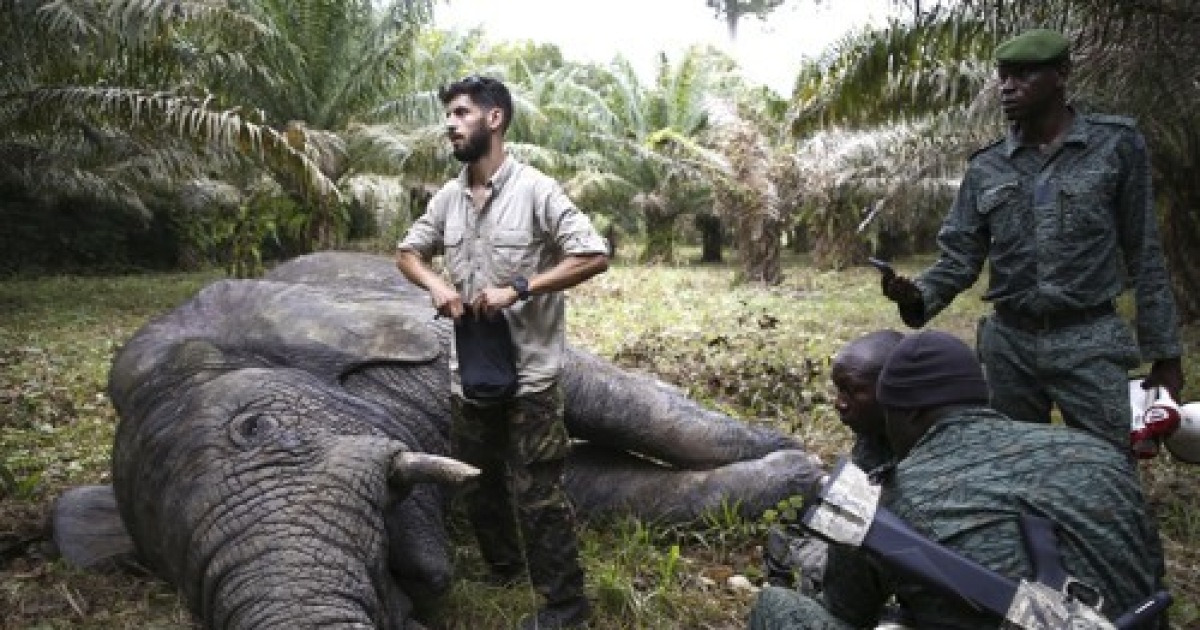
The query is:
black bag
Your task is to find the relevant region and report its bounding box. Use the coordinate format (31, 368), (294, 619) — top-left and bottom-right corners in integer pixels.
(454, 310), (518, 401)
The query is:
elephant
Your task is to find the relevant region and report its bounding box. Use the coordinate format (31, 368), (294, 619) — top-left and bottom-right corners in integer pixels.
(51, 251), (825, 629)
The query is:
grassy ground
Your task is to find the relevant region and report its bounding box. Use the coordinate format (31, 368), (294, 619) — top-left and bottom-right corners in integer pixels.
(2, 251), (1198, 629)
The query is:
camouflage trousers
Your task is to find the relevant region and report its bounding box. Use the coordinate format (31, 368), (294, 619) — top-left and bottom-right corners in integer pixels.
(977, 312), (1141, 451)
(451, 382), (586, 605)
(749, 587), (856, 630)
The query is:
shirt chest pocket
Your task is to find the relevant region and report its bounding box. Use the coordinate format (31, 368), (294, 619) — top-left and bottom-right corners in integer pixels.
(443, 227), (469, 279)
(490, 229), (536, 279)
(1059, 171), (1117, 237)
(975, 180), (1023, 241)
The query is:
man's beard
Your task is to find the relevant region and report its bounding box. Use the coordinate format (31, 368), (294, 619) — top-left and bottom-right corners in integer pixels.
(452, 127), (491, 163)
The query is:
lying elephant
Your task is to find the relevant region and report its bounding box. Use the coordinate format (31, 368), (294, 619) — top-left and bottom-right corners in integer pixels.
(52, 251), (824, 629)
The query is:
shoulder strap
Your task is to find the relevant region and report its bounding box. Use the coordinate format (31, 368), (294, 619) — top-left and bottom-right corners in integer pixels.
(1085, 113), (1138, 128)
(969, 136), (1005, 161)
(1018, 513), (1069, 591)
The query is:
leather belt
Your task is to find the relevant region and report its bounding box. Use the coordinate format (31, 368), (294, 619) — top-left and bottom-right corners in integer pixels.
(994, 301), (1115, 332)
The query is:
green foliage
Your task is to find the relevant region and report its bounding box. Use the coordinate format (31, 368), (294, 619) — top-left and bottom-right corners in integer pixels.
(1, 2), (342, 208)
(790, 16), (997, 134)
(0, 0), (440, 270)
(762, 494), (809, 528)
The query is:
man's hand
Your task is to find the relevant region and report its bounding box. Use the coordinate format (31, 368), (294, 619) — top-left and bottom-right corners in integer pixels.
(429, 283), (465, 320)
(395, 249), (466, 320)
(880, 273), (926, 329)
(881, 274), (922, 308)
(471, 285), (519, 317)
(1143, 357), (1184, 403)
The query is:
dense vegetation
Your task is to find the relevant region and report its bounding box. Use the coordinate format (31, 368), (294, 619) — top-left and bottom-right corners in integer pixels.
(2, 0), (1198, 627)
(2, 1), (1197, 316)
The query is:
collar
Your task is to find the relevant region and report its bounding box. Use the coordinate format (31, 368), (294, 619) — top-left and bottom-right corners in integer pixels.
(900, 406), (1005, 462)
(456, 153), (518, 195)
(1003, 106), (1088, 158)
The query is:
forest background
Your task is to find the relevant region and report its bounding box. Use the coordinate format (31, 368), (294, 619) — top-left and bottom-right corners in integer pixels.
(2, 0), (1198, 627)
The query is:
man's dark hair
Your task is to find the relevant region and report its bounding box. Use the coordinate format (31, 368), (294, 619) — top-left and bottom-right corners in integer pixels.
(438, 75), (514, 133)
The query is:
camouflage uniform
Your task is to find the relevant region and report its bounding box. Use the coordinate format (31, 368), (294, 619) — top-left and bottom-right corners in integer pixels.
(451, 387), (585, 603)
(900, 113), (1181, 449)
(750, 408), (1165, 629)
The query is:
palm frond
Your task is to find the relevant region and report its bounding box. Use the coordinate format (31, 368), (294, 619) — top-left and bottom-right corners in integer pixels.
(4, 86), (340, 204)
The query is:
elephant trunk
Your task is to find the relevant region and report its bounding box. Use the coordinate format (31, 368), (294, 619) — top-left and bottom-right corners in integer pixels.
(562, 348), (801, 468)
(175, 439), (473, 629)
(211, 559), (387, 629)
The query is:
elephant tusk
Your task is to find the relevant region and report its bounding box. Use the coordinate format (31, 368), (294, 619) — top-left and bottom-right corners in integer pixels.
(390, 451), (480, 487)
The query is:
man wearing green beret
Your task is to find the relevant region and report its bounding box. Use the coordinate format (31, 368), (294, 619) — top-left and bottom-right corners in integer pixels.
(878, 28), (1185, 455)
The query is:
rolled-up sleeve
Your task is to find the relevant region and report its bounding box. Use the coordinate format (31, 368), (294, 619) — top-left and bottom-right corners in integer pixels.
(398, 189), (449, 259)
(542, 184), (608, 256)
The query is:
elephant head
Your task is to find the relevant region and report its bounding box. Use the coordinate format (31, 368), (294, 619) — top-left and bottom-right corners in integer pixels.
(107, 278), (473, 629)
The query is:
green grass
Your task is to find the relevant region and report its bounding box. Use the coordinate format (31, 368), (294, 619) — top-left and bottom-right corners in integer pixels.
(2, 251), (1198, 628)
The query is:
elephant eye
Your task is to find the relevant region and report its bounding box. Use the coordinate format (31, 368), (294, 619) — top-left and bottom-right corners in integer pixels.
(229, 413), (278, 447)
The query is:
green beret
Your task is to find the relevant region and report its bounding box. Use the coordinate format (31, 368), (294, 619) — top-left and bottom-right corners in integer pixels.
(995, 29), (1070, 64)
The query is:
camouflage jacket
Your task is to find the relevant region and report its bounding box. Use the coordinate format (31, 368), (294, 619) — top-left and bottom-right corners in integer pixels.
(910, 112), (1181, 361)
(821, 408), (1165, 628)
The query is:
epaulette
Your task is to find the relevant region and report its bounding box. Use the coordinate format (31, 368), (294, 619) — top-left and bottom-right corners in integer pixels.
(968, 136), (1005, 161)
(1085, 113), (1138, 128)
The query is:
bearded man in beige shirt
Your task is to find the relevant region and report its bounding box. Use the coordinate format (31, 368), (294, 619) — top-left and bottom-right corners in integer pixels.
(397, 75), (608, 629)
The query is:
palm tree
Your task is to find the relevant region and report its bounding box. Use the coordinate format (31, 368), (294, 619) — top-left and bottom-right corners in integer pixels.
(0, 0), (343, 209)
(0, 0), (377, 274)
(1, 0), (438, 273)
(209, 0), (434, 249)
(337, 27), (480, 246)
(711, 117), (782, 281)
(596, 48), (731, 263)
(784, 17), (998, 268)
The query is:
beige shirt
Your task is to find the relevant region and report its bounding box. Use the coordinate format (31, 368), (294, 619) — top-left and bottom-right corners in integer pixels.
(399, 155), (608, 395)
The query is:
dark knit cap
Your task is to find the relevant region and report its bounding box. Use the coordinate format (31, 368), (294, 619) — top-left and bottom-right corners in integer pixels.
(877, 331), (989, 409)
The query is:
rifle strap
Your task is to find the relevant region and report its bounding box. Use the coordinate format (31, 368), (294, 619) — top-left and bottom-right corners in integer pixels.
(1018, 513), (1068, 591)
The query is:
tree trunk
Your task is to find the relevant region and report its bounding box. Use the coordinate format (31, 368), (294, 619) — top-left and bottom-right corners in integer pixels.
(641, 211), (677, 264)
(742, 211), (783, 284)
(696, 213), (724, 263)
(787, 225), (809, 253)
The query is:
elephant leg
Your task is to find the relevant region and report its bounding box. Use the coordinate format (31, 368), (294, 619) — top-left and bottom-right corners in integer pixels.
(564, 444), (825, 524)
(52, 485), (138, 572)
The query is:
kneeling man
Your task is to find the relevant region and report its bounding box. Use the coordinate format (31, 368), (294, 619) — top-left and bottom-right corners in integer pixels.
(751, 330), (1166, 629)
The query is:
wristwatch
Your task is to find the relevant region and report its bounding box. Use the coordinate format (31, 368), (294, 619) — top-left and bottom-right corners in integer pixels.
(511, 275), (531, 301)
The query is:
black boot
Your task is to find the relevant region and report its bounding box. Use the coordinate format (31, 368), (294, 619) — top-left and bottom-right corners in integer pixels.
(517, 597), (591, 629)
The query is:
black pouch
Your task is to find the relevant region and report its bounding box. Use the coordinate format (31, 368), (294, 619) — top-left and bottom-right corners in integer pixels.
(454, 310), (518, 401)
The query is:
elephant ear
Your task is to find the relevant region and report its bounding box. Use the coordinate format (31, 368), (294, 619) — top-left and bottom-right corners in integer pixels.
(236, 281), (441, 370)
(112, 279), (442, 398)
